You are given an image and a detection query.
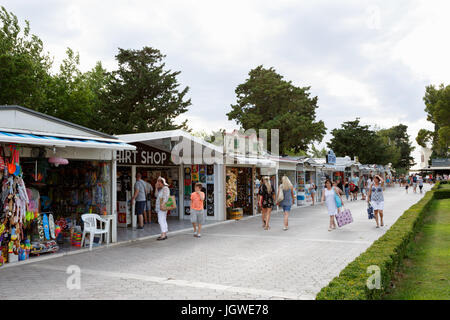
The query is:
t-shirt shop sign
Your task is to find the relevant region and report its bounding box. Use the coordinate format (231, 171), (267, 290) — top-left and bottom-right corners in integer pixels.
(117, 143), (173, 166)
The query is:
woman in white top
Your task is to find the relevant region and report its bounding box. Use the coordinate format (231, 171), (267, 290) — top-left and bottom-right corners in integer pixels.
(367, 175), (385, 228)
(321, 179), (343, 231)
(155, 177), (170, 240)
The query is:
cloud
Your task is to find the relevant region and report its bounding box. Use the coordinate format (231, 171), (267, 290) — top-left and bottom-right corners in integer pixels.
(2, 0), (446, 168)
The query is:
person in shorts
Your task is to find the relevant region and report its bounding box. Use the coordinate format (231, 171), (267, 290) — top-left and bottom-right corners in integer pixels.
(412, 174), (418, 193)
(131, 173), (147, 229)
(367, 175), (385, 228)
(191, 183), (205, 238)
(418, 175), (424, 193)
(351, 173), (359, 200)
(277, 176), (295, 231)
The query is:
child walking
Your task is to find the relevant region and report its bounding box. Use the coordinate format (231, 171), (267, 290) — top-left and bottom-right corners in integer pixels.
(191, 183), (206, 238)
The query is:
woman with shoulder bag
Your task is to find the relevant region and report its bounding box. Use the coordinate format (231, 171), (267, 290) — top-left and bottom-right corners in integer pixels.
(321, 179), (343, 231)
(155, 177), (170, 240)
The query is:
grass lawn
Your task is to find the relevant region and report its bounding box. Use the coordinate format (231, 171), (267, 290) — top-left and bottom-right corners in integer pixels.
(383, 198), (450, 300)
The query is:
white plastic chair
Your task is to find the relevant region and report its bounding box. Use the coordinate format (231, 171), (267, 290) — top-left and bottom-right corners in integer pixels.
(81, 214), (110, 250)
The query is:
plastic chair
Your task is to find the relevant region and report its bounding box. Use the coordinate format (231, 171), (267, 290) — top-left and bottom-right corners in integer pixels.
(81, 214), (110, 250)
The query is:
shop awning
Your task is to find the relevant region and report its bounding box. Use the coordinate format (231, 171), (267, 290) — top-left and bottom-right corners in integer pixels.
(232, 156), (277, 168)
(0, 131), (136, 150)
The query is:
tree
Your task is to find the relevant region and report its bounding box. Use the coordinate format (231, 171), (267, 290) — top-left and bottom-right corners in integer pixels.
(378, 124), (415, 170)
(327, 118), (398, 165)
(418, 84), (450, 157)
(310, 145), (327, 158)
(0, 6), (52, 110)
(416, 129), (433, 148)
(42, 48), (107, 128)
(227, 65), (326, 155)
(97, 47), (191, 135)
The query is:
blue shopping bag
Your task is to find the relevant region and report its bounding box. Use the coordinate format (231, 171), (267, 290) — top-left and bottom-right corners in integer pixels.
(367, 203), (374, 219)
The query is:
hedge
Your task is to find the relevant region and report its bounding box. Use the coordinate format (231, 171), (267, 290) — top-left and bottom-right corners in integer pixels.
(315, 182), (448, 300)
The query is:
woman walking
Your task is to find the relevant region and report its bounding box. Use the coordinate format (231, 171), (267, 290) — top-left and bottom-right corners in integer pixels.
(310, 181), (317, 205)
(344, 178), (350, 201)
(155, 177), (170, 240)
(258, 176), (275, 230)
(367, 175), (385, 228)
(321, 179), (342, 231)
(277, 176), (295, 231)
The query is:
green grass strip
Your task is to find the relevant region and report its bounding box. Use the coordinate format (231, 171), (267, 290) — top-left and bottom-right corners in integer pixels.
(383, 198), (450, 300)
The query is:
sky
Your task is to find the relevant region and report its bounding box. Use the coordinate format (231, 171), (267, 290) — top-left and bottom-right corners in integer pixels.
(3, 0), (448, 169)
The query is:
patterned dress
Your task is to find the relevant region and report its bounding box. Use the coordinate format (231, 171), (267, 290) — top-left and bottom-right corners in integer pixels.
(258, 184), (275, 209)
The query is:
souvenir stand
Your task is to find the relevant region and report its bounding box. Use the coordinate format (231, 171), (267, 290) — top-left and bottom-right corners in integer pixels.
(222, 130), (277, 220)
(225, 155), (277, 219)
(0, 106), (134, 266)
(117, 130), (226, 227)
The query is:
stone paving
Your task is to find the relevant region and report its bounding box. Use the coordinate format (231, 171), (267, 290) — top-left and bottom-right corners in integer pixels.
(0, 184), (430, 300)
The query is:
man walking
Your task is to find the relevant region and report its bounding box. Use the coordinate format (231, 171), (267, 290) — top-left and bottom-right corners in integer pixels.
(131, 172), (146, 229)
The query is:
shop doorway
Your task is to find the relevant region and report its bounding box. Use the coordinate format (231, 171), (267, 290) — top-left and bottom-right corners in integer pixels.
(226, 167), (253, 218)
(116, 166), (180, 228)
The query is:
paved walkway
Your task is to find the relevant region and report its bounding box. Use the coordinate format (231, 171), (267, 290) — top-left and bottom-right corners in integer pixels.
(0, 185), (430, 300)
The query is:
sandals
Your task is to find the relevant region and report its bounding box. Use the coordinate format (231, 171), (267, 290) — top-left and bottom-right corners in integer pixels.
(264, 226), (270, 230)
(157, 236), (167, 241)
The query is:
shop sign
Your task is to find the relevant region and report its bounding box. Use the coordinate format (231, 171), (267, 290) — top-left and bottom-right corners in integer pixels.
(432, 158), (450, 167)
(327, 150), (336, 164)
(117, 143), (173, 166)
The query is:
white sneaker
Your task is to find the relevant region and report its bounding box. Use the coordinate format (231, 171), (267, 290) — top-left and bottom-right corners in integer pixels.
(197, 234), (201, 238)
(283, 226), (288, 231)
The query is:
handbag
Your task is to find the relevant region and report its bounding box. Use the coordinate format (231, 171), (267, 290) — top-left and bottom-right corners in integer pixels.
(334, 189), (342, 208)
(367, 203), (374, 219)
(277, 185), (284, 203)
(335, 207), (353, 227)
(160, 195), (177, 211)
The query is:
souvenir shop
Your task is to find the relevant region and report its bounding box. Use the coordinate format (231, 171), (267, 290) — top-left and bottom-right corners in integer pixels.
(116, 142), (181, 227)
(0, 106), (134, 266)
(225, 156), (276, 219)
(118, 131), (226, 225)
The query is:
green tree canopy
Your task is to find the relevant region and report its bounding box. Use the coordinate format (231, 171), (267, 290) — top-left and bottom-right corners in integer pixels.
(0, 6), (51, 110)
(416, 129), (433, 148)
(419, 84), (450, 157)
(327, 118), (400, 165)
(227, 65), (326, 155)
(96, 47), (191, 135)
(42, 49), (109, 128)
(378, 124), (415, 170)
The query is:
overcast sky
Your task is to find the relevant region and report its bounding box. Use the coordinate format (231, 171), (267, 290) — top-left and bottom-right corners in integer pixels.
(3, 0), (448, 168)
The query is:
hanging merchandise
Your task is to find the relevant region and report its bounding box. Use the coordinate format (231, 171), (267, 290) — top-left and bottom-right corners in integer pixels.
(48, 157), (69, 167)
(0, 146), (6, 173)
